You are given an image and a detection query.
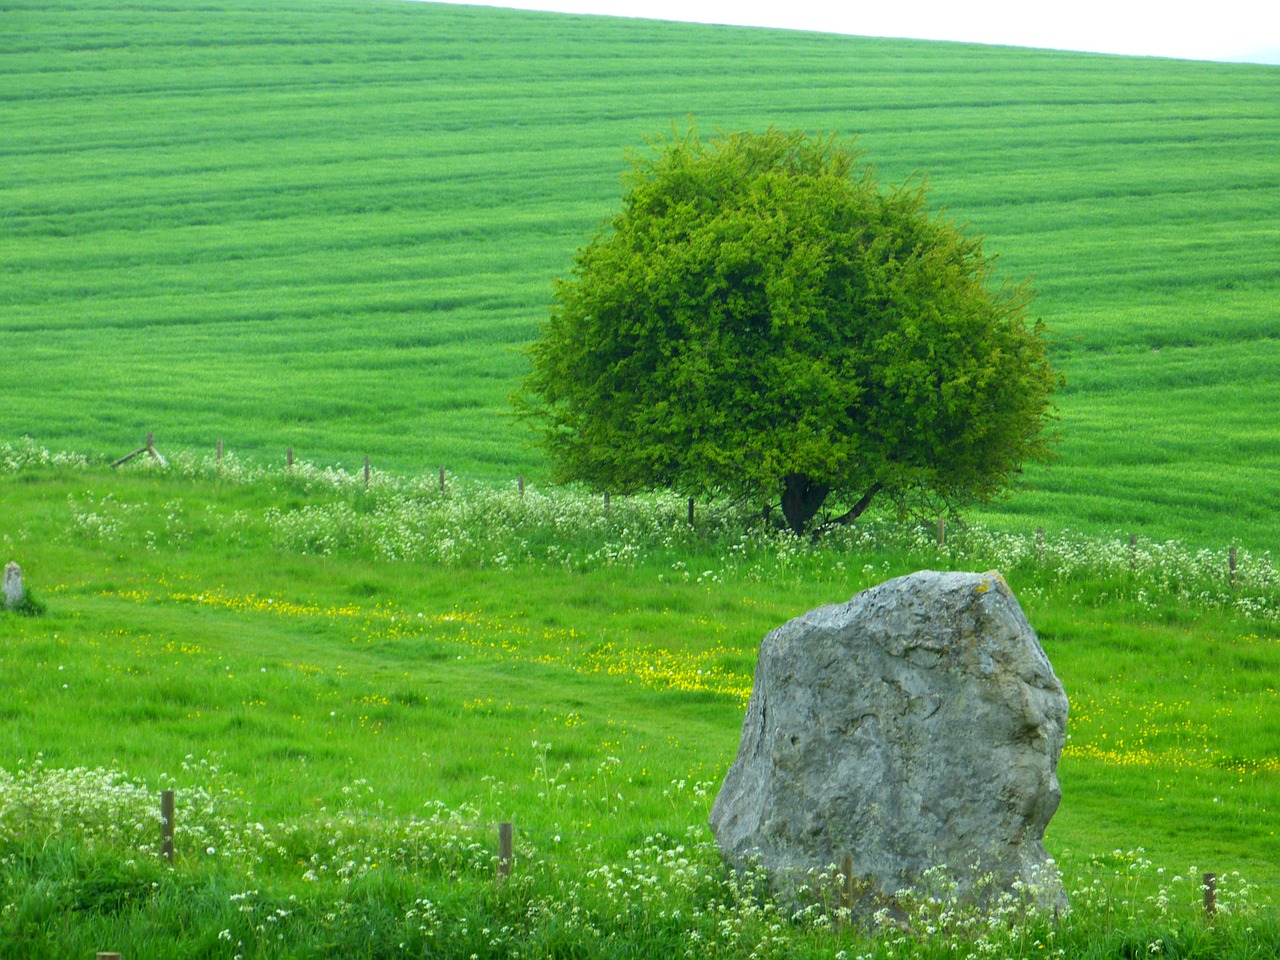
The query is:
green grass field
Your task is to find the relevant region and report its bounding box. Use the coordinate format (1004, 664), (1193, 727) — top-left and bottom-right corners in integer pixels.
(1, 452), (1277, 956)
(4, 2), (1280, 955)
(3, 0), (1279, 547)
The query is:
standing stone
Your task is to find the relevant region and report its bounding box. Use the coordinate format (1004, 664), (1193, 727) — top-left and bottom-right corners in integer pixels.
(2, 562), (22, 610)
(710, 570), (1068, 915)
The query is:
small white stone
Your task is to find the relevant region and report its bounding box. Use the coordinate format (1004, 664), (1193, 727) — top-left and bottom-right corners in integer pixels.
(2, 562), (22, 609)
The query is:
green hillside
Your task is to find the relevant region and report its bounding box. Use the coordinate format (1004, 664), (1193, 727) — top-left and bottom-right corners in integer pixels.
(3, 0), (1278, 546)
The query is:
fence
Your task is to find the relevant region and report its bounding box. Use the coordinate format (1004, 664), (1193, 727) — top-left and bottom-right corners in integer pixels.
(139, 786), (1265, 915)
(105, 433), (1261, 582)
(10, 757), (1264, 960)
(112, 434), (712, 525)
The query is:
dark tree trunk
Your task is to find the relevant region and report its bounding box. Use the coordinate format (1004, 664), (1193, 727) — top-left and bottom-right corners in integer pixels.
(780, 472), (831, 534)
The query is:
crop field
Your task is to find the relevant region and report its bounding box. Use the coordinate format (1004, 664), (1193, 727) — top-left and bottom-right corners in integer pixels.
(1, 447), (1278, 957)
(3, 0), (1279, 547)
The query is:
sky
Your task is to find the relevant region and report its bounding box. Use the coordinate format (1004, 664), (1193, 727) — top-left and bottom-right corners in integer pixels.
(419, 0), (1280, 64)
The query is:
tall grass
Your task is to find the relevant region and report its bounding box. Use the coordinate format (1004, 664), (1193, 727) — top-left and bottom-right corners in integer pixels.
(4, 759), (1274, 959)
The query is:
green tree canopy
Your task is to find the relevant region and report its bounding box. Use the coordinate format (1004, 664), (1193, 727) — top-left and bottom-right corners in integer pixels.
(517, 127), (1061, 534)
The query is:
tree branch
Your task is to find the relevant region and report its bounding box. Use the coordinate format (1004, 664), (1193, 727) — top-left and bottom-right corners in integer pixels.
(817, 483), (883, 534)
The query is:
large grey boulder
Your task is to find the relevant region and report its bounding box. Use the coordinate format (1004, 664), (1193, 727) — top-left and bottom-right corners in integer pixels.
(710, 570), (1067, 914)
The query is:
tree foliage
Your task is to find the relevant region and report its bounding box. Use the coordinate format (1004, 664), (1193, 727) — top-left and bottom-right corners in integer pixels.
(517, 127), (1062, 533)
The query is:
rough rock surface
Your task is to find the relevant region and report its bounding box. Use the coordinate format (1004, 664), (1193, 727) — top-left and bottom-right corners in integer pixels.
(1, 562), (21, 610)
(710, 570), (1068, 912)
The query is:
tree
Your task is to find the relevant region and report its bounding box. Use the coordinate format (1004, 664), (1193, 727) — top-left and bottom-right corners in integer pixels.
(516, 127), (1062, 534)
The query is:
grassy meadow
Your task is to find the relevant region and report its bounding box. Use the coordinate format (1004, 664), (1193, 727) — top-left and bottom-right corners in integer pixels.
(1, 448), (1278, 956)
(3, 0), (1280, 955)
(3, 0), (1279, 546)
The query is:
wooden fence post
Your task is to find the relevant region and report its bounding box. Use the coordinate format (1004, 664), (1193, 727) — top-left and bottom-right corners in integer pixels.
(518, 476), (524, 499)
(216, 438), (223, 468)
(439, 466), (445, 493)
(160, 789), (175, 863)
(936, 515), (945, 548)
(286, 447), (294, 471)
(1203, 872), (1217, 917)
(497, 822), (513, 882)
(688, 497), (695, 527)
(1128, 533), (1137, 570)
(1229, 547), (1237, 587)
(111, 433), (165, 468)
(364, 455), (371, 489)
(96, 953), (123, 960)
(604, 492), (610, 512)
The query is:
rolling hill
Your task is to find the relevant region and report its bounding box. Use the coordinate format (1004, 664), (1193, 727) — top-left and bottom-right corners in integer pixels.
(3, 0), (1278, 545)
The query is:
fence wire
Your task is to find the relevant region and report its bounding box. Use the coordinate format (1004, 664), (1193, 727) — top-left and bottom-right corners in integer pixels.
(49, 788), (1280, 914)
